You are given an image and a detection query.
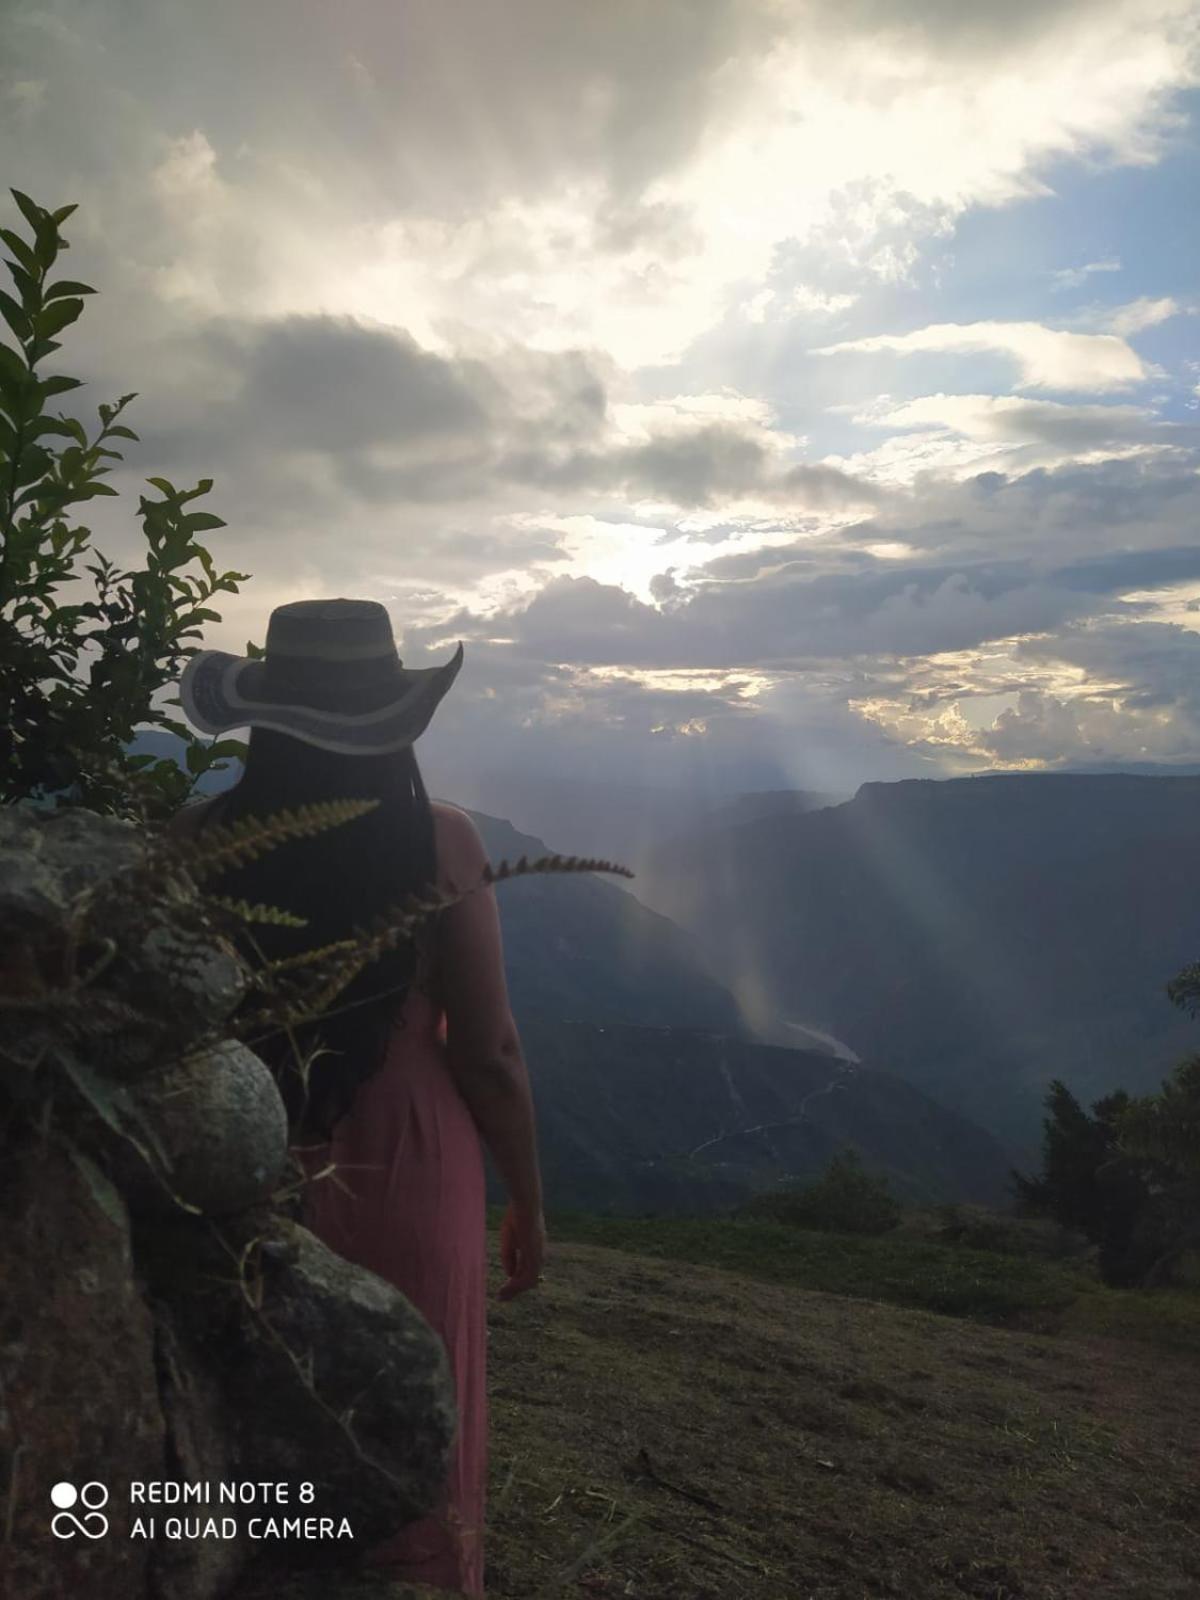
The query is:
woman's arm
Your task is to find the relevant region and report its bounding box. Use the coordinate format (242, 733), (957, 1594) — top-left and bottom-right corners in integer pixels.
(433, 805), (546, 1294)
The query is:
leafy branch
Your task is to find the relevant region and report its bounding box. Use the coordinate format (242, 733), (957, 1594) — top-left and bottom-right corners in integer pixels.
(0, 187), (250, 819)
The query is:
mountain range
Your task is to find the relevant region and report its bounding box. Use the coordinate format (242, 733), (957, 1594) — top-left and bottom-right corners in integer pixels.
(487, 1016), (1015, 1214)
(638, 771), (1200, 1168)
(130, 730), (1016, 1209)
(141, 734), (1200, 1195)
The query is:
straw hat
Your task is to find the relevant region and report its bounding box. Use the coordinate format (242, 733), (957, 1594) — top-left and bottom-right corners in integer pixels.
(179, 598), (464, 755)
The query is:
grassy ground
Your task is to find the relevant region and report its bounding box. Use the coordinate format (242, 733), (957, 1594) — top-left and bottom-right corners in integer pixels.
(480, 1210), (1200, 1599)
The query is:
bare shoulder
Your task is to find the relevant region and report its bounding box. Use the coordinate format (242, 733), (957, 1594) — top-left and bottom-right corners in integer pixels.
(430, 800), (487, 887)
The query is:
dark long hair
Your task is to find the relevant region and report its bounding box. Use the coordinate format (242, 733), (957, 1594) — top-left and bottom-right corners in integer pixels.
(201, 727), (439, 1141)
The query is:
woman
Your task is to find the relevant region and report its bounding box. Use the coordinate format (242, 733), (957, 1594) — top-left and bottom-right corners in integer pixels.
(169, 597), (547, 1597)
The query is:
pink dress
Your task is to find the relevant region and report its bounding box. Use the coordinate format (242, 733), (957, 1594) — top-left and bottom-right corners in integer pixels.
(172, 792), (497, 1596)
(300, 975), (488, 1595)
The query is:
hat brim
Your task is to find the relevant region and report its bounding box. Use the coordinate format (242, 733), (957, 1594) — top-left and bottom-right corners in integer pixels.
(179, 642), (464, 755)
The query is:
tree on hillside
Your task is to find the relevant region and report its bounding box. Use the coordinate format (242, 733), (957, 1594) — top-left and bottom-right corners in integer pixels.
(1111, 964), (1200, 1287)
(0, 188), (249, 819)
(738, 1146), (902, 1235)
(1010, 1080), (1170, 1287)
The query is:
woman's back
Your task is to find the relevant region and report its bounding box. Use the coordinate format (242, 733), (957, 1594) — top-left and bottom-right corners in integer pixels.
(174, 792), (498, 1594)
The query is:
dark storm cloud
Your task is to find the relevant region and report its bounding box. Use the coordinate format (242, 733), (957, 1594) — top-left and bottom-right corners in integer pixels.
(1049, 545), (1200, 595)
(496, 427), (882, 509)
(212, 317), (491, 450)
(1013, 622), (1200, 714)
(405, 448), (1200, 678)
(4, 0), (787, 213)
(122, 313), (882, 514)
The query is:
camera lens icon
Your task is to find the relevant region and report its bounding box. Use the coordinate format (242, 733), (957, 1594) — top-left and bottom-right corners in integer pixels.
(50, 1481), (109, 1538)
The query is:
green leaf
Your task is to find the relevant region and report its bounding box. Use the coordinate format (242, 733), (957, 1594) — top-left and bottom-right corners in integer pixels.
(39, 374), (84, 398)
(28, 336), (62, 365)
(145, 476), (177, 497)
(50, 204), (79, 227)
(7, 259), (40, 311)
(13, 442), (52, 484)
(32, 215), (60, 272)
(0, 289), (32, 341)
(10, 189), (43, 233)
(43, 278), (94, 301)
(0, 227), (38, 277)
(185, 740), (210, 775)
(13, 482), (69, 512)
(0, 343), (27, 384)
(33, 297), (84, 340)
(57, 413), (87, 446)
(31, 416), (82, 443)
(177, 479), (214, 504)
(107, 424), (139, 441)
(183, 511), (226, 533)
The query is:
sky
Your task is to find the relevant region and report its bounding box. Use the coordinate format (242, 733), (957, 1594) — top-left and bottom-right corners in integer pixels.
(6, 0), (1200, 801)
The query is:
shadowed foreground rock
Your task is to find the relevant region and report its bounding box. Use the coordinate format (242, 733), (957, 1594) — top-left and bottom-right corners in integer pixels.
(0, 807), (457, 1600)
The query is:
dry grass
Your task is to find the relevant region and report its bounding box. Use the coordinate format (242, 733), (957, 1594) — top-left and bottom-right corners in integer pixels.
(482, 1229), (1200, 1600)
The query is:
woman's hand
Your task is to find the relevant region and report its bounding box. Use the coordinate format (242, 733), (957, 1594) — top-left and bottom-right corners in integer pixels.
(497, 1201), (547, 1301)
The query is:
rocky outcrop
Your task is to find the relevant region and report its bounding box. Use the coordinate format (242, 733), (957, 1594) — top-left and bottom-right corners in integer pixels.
(0, 806), (458, 1600)
(0, 1138), (166, 1600)
(92, 1039), (290, 1216)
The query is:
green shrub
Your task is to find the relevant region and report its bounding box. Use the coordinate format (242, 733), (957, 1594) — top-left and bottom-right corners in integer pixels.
(933, 1202), (1092, 1262)
(0, 187), (250, 819)
(735, 1147), (902, 1236)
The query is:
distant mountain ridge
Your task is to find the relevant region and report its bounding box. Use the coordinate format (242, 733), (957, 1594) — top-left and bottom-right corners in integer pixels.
(495, 1016), (1016, 1214)
(461, 808), (749, 1036)
(640, 771), (1200, 1167)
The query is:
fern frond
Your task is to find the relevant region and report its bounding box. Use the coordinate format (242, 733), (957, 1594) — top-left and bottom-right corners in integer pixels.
(230, 852), (636, 1044)
(252, 852), (629, 984)
(255, 936), (363, 978)
(154, 798), (383, 885)
(206, 896), (309, 929)
(483, 852), (633, 884)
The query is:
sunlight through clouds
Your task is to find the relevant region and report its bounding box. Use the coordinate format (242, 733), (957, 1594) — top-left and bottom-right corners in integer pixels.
(5, 0), (1200, 783)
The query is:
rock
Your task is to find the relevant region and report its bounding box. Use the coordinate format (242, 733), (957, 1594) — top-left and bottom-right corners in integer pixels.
(0, 1138), (166, 1600)
(1, 804), (459, 1596)
(225, 1217), (457, 1551)
(0, 806), (143, 935)
(147, 1304), (248, 1600)
(123, 910), (246, 1066)
(92, 1040), (289, 1217)
(0, 807), (246, 1083)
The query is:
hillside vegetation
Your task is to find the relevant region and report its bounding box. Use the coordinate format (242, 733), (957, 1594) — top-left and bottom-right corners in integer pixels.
(482, 1211), (1199, 1599)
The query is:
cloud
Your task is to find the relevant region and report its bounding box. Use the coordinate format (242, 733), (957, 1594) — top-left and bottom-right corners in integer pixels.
(811, 319), (1159, 392)
(742, 284), (859, 324)
(1103, 295), (1184, 336)
(974, 621), (1200, 764)
(8, 0), (1198, 370)
(5, 0), (1200, 788)
(840, 392), (1199, 481)
(1050, 256), (1122, 291)
(117, 312), (886, 519)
